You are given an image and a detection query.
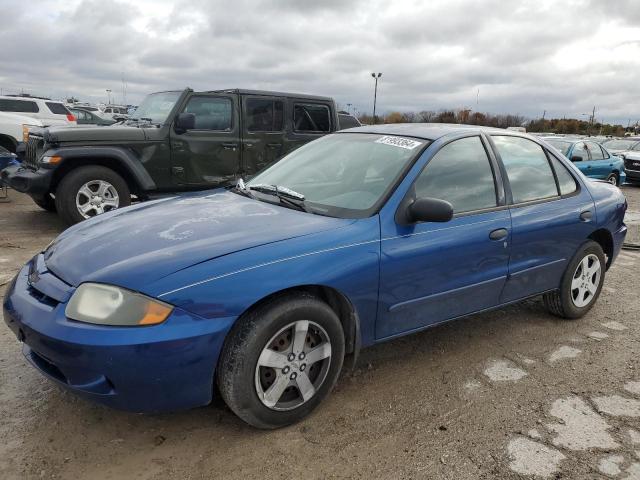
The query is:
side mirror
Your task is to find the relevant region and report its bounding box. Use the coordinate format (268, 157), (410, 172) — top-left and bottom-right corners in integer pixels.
(571, 154), (583, 162)
(175, 113), (196, 133)
(407, 197), (454, 223)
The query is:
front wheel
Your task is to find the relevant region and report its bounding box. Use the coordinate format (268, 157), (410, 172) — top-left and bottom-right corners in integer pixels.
(544, 240), (605, 319)
(606, 173), (619, 186)
(55, 166), (131, 225)
(217, 293), (345, 429)
(32, 194), (56, 212)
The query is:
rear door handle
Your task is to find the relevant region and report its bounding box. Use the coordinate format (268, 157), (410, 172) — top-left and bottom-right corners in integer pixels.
(489, 228), (508, 241)
(267, 143), (282, 149)
(580, 210), (593, 222)
(222, 142), (238, 150)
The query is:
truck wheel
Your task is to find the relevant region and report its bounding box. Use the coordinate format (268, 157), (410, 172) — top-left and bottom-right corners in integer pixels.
(33, 194), (57, 212)
(55, 166), (131, 225)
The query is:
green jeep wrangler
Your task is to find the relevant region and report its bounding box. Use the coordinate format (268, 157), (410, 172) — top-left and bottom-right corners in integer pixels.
(3, 88), (339, 224)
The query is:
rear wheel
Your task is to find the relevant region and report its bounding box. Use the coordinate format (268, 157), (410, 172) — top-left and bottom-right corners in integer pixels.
(55, 166), (130, 225)
(217, 292), (345, 429)
(606, 173), (619, 186)
(544, 240), (605, 319)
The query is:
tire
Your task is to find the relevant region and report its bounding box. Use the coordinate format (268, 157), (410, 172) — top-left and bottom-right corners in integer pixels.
(544, 240), (606, 319)
(606, 173), (619, 186)
(32, 194), (56, 212)
(54, 166), (130, 225)
(217, 292), (345, 429)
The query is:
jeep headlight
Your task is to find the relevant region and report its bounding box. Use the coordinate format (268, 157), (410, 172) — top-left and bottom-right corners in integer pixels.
(22, 124), (39, 142)
(65, 283), (173, 326)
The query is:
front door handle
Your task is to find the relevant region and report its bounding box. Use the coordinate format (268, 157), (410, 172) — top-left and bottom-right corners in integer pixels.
(580, 210), (593, 222)
(267, 143), (282, 149)
(222, 142), (238, 150)
(489, 228), (508, 241)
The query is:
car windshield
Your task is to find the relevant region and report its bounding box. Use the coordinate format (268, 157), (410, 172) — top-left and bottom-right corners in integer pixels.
(131, 91), (181, 123)
(246, 133), (428, 218)
(603, 139), (637, 150)
(545, 139), (573, 155)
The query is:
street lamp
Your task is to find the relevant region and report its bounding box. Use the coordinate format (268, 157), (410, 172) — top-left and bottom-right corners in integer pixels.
(371, 72), (382, 124)
(106, 89), (112, 105)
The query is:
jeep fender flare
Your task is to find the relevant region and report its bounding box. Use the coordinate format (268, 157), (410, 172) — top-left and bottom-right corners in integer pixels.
(47, 146), (157, 193)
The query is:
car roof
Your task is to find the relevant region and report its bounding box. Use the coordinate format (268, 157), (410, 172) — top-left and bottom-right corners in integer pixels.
(339, 123), (518, 141)
(207, 89), (333, 102)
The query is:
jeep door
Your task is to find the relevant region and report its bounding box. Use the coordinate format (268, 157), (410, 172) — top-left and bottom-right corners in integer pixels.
(241, 95), (285, 176)
(169, 93), (241, 186)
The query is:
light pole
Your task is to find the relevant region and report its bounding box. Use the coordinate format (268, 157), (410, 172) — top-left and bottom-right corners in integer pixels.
(371, 72), (382, 124)
(106, 89), (112, 105)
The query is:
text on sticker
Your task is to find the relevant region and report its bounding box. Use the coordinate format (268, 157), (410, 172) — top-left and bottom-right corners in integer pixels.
(375, 136), (423, 150)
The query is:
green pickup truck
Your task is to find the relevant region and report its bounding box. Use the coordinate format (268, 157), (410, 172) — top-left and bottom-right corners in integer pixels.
(3, 88), (341, 224)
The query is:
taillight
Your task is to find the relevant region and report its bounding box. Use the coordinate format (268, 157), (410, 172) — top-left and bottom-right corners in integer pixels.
(67, 114), (76, 122)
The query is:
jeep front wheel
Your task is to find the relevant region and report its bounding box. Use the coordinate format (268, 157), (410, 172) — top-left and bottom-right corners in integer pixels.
(55, 166), (131, 224)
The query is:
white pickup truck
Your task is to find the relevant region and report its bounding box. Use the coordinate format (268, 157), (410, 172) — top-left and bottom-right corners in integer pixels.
(0, 112), (44, 153)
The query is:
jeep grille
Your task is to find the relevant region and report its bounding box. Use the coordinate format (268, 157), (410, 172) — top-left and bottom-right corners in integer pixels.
(23, 135), (43, 170)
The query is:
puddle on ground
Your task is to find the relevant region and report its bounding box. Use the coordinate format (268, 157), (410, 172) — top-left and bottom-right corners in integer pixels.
(483, 359), (528, 382)
(548, 346), (581, 363)
(601, 321), (628, 331)
(593, 395), (640, 417)
(598, 454), (624, 476)
(588, 331), (609, 341)
(625, 381), (640, 397)
(507, 437), (565, 479)
(547, 396), (619, 450)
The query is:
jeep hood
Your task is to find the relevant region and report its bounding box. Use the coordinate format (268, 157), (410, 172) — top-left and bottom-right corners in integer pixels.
(44, 191), (352, 289)
(46, 124), (147, 143)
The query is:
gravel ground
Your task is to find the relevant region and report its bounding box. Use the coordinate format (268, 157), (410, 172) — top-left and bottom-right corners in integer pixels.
(0, 187), (639, 480)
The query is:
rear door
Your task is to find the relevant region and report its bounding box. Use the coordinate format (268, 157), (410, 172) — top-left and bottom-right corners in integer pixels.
(241, 95), (285, 176)
(585, 141), (612, 179)
(169, 93), (241, 186)
(282, 100), (333, 156)
(490, 135), (595, 302)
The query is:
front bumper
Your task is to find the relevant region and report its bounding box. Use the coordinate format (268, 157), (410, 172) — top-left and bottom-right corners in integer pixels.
(3, 260), (236, 413)
(625, 168), (640, 183)
(1, 164), (53, 197)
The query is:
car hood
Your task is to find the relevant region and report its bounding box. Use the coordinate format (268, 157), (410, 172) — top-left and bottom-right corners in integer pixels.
(46, 124), (147, 143)
(44, 190), (352, 289)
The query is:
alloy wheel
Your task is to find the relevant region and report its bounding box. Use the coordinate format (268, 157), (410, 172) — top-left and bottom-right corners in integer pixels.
(570, 253), (601, 308)
(255, 320), (332, 411)
(75, 180), (120, 218)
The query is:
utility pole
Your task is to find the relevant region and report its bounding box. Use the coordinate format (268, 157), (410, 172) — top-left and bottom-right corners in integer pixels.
(347, 103), (352, 114)
(106, 89), (112, 105)
(371, 72), (382, 124)
(541, 110), (546, 132)
(590, 105), (596, 135)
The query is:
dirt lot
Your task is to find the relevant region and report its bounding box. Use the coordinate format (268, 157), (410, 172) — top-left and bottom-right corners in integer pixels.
(1, 187), (639, 480)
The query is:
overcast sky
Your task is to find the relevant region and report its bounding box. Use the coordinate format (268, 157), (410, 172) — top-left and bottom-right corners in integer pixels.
(1, 0), (639, 124)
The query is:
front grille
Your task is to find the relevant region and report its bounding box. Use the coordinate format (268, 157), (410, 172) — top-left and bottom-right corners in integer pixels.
(625, 158), (640, 171)
(23, 135), (42, 170)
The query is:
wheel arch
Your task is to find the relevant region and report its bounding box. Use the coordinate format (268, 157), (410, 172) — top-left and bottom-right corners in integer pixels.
(0, 134), (18, 153)
(588, 228), (614, 268)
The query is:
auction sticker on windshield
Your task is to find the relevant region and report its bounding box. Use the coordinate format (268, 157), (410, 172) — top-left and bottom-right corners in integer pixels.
(375, 136), (423, 150)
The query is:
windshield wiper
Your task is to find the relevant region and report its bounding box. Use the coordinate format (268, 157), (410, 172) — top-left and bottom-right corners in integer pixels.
(247, 183), (308, 212)
(229, 178), (253, 198)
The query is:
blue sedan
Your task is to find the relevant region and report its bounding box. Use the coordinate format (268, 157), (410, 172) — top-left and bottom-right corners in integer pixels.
(544, 137), (626, 185)
(3, 125), (628, 428)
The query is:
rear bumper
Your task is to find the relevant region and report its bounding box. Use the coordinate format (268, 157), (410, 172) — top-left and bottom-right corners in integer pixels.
(3, 262), (236, 413)
(1, 164), (53, 197)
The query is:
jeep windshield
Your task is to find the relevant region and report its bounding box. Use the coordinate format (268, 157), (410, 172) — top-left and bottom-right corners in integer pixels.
(130, 91), (181, 124)
(245, 133), (428, 219)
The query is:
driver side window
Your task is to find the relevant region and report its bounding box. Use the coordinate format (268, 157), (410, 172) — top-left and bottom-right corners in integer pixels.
(414, 136), (497, 214)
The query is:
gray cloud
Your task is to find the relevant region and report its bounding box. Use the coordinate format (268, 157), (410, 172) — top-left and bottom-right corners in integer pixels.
(0, 0), (638, 124)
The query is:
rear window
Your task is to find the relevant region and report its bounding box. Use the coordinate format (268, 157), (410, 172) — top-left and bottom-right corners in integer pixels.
(294, 104), (331, 133)
(46, 102), (71, 115)
(0, 99), (39, 113)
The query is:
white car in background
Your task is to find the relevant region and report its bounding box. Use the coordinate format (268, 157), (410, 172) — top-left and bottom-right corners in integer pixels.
(0, 96), (77, 127)
(0, 112), (43, 153)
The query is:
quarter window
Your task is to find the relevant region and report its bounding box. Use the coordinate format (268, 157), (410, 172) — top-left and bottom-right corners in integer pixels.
(493, 136), (558, 203)
(550, 155), (578, 196)
(414, 136), (497, 214)
(0, 99), (39, 113)
(46, 102), (70, 115)
(246, 98), (284, 132)
(183, 96), (232, 131)
(294, 104), (331, 133)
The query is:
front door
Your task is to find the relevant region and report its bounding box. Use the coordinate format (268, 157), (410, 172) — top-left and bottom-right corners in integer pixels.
(489, 135), (595, 302)
(377, 135), (510, 339)
(241, 96), (285, 177)
(169, 93), (241, 186)
(585, 141), (614, 179)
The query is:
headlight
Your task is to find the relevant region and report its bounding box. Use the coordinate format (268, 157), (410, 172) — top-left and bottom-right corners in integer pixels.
(41, 155), (63, 165)
(22, 124), (39, 142)
(65, 283), (173, 326)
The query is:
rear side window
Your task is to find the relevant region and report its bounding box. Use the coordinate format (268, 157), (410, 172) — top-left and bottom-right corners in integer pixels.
(294, 104), (331, 133)
(183, 96), (232, 131)
(246, 98), (284, 132)
(492, 135), (558, 203)
(46, 102), (71, 115)
(586, 142), (604, 160)
(414, 136), (497, 214)
(0, 99), (39, 113)
(550, 155), (578, 196)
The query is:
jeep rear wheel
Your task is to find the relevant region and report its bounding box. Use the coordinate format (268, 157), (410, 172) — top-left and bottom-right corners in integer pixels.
(55, 166), (131, 225)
